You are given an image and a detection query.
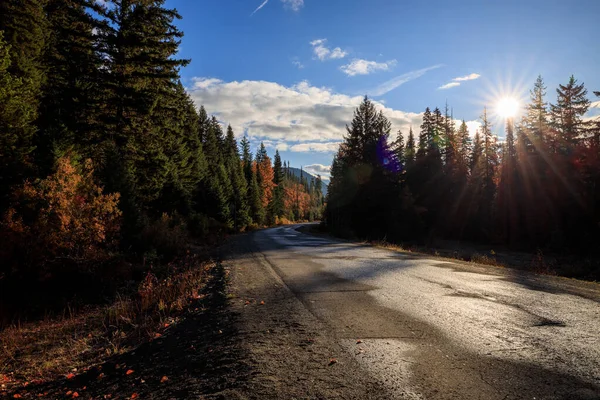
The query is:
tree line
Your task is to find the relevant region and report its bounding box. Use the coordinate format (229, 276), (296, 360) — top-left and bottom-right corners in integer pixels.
(326, 77), (600, 259)
(0, 0), (323, 279)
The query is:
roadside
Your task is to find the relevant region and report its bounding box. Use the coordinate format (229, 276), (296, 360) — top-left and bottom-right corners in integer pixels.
(2, 230), (391, 399)
(299, 224), (600, 297)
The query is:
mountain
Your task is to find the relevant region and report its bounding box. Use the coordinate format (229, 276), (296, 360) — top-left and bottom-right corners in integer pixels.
(288, 167), (328, 197)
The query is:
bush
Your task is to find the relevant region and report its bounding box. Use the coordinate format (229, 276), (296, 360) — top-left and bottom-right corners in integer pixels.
(0, 155), (121, 277)
(140, 213), (188, 262)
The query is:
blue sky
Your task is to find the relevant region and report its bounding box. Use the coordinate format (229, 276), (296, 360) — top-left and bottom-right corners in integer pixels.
(172, 0), (600, 179)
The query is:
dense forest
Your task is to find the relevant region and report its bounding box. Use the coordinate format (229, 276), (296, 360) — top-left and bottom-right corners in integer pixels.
(326, 79), (600, 264)
(0, 0), (323, 299)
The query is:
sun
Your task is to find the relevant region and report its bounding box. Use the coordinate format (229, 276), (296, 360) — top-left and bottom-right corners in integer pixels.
(496, 97), (520, 119)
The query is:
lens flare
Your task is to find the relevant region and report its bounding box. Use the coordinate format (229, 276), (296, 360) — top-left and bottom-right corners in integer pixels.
(496, 97), (520, 119)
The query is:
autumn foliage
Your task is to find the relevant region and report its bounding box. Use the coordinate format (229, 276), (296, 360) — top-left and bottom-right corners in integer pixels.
(256, 157), (274, 208)
(1, 155), (121, 275)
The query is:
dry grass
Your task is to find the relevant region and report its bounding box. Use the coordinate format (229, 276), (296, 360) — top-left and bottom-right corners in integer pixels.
(0, 255), (215, 390)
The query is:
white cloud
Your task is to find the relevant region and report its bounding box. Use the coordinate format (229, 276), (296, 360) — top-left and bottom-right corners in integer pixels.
(453, 73), (481, 82)
(438, 73), (481, 90)
(251, 0), (269, 15)
(289, 142), (342, 152)
(340, 59), (397, 77)
(330, 47), (348, 59)
(281, 0), (304, 12)
(590, 100), (600, 109)
(438, 82), (461, 90)
(188, 78), (424, 153)
(304, 164), (332, 178)
(310, 39), (347, 61)
(292, 59), (305, 69)
(369, 64), (443, 96)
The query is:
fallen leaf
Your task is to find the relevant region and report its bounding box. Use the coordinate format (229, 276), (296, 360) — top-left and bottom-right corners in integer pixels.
(259, 301), (265, 305)
(13, 395), (22, 399)
(72, 392), (79, 398)
(131, 394), (138, 399)
(160, 376), (168, 383)
(356, 339), (363, 344)
(153, 333), (162, 339)
(97, 373), (105, 380)
(126, 369), (134, 376)
(244, 300), (250, 305)
(66, 391), (73, 396)
(163, 323), (170, 328)
(66, 373), (75, 380)
(328, 358), (338, 366)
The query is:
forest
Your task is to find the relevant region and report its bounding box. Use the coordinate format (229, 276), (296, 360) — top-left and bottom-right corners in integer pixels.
(0, 0), (323, 320)
(326, 78), (600, 275)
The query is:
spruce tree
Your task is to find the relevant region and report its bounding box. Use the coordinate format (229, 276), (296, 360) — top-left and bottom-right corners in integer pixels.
(270, 150), (285, 220)
(224, 125), (250, 230)
(0, 0), (47, 209)
(240, 136), (264, 224)
(405, 127), (416, 169)
(101, 0), (190, 209)
(550, 75), (590, 155)
(37, 0), (103, 173)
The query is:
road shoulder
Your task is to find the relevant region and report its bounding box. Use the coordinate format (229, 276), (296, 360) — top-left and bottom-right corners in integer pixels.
(222, 233), (390, 399)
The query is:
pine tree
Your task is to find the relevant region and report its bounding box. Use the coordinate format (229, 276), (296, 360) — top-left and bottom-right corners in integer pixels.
(224, 125), (250, 230)
(240, 136), (263, 224)
(270, 150), (285, 220)
(37, 0), (103, 173)
(497, 118), (518, 244)
(405, 127), (416, 169)
(101, 0), (190, 209)
(550, 75), (591, 156)
(417, 108), (432, 160)
(325, 97), (411, 240)
(456, 120), (471, 173)
(392, 130), (406, 171)
(0, 0), (47, 209)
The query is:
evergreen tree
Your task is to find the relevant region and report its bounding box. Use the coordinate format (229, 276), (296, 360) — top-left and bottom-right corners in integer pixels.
(37, 0), (103, 173)
(392, 130), (406, 171)
(101, 0), (190, 210)
(0, 0), (47, 209)
(405, 127), (416, 169)
(550, 75), (590, 155)
(497, 118), (518, 244)
(223, 126), (250, 230)
(325, 97), (412, 240)
(240, 136), (263, 224)
(270, 150), (285, 220)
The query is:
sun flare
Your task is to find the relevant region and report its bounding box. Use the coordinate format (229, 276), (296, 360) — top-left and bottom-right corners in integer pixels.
(496, 97), (520, 119)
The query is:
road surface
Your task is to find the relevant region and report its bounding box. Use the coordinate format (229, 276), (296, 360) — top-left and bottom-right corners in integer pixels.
(237, 224), (600, 399)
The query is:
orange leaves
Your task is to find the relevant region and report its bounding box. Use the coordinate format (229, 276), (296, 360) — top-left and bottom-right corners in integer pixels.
(126, 369), (134, 376)
(256, 158), (275, 208)
(1, 155), (122, 267)
(259, 300), (265, 305)
(160, 376), (168, 383)
(283, 183), (311, 216)
(66, 373), (76, 380)
(130, 393), (138, 399)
